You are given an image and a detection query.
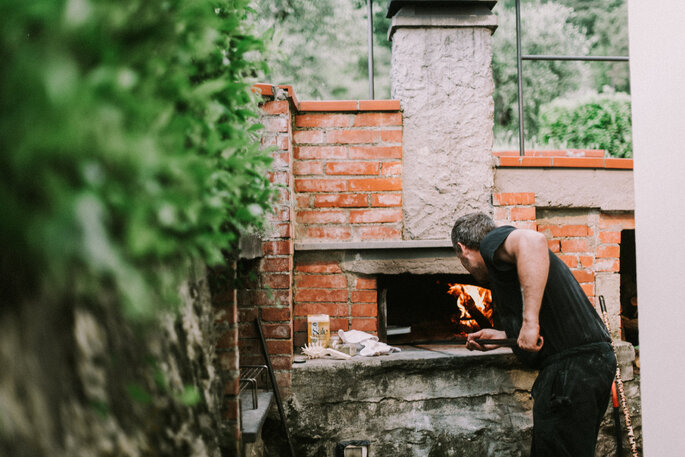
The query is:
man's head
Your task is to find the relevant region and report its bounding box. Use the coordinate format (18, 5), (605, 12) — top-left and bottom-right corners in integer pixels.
(451, 212), (496, 282)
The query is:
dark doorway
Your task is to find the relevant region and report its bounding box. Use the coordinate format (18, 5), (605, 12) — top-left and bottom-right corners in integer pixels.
(620, 229), (638, 345)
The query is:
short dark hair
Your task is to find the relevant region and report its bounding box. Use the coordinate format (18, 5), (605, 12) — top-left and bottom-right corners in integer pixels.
(451, 212), (496, 254)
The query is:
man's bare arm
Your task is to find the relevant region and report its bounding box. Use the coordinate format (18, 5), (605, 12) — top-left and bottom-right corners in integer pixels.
(495, 229), (549, 352)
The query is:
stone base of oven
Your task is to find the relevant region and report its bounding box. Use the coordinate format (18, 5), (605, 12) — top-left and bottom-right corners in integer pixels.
(261, 346), (642, 457)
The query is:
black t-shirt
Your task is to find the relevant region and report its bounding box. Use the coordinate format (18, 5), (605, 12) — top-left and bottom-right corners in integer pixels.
(480, 226), (610, 368)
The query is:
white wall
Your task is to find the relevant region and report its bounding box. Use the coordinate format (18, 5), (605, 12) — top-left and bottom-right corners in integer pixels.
(629, 1), (685, 455)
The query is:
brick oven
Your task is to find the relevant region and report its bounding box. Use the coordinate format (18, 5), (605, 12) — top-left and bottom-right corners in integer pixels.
(215, 1), (641, 455)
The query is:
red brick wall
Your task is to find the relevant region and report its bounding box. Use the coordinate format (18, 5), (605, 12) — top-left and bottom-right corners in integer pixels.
(223, 90), (404, 397)
(293, 104), (403, 242)
(214, 92), (296, 398)
(493, 192), (537, 230)
(537, 218), (598, 300)
(210, 91), (296, 447)
(494, 192), (635, 306)
(598, 213), (635, 272)
(246, 96), (295, 389)
(292, 260), (378, 349)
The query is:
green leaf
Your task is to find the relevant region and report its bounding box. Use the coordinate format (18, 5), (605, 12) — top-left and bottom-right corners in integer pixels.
(127, 383), (152, 404)
(176, 385), (201, 406)
(2, 0), (275, 319)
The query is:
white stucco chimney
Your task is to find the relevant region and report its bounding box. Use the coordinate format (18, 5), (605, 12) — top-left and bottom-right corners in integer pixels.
(387, 0), (498, 239)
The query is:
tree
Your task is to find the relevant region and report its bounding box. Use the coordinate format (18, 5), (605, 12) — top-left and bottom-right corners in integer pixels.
(549, 0), (629, 92)
(586, 2), (629, 92)
(352, 0), (393, 99)
(249, 0), (392, 99)
(492, 0), (592, 138)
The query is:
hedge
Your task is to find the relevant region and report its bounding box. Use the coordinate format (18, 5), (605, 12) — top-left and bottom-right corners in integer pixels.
(538, 91), (632, 158)
(1, 0), (274, 318)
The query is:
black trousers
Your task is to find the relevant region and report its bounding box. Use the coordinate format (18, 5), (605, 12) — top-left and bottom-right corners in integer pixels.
(530, 342), (617, 457)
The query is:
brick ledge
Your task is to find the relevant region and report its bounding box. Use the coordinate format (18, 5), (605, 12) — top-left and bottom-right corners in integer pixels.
(495, 154), (633, 170)
(252, 83), (401, 112)
(295, 240), (454, 251)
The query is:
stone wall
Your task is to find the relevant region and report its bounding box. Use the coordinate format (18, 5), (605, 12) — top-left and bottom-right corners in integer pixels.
(0, 262), (231, 457)
(269, 349), (641, 457)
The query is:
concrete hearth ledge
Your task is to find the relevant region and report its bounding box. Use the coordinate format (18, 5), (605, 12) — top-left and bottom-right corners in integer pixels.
(294, 239), (454, 251)
(285, 344), (640, 456)
(293, 342), (635, 379)
(240, 391), (274, 443)
(293, 345), (516, 369)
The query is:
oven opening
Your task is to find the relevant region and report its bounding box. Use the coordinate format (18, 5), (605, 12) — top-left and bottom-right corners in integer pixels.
(378, 274), (494, 344)
(620, 229), (638, 345)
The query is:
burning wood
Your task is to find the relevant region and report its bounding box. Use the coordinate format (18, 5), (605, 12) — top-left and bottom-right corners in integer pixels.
(447, 283), (494, 334)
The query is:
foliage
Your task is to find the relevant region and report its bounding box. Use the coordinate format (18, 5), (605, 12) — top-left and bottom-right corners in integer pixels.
(546, 0), (629, 92)
(538, 91), (632, 157)
(492, 0), (592, 136)
(0, 0), (275, 318)
(249, 0), (391, 99)
(585, 2), (629, 92)
(246, 0), (630, 152)
(353, 0), (392, 98)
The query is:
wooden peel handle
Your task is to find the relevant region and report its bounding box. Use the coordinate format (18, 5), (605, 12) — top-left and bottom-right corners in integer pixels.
(464, 338), (518, 346)
(410, 338), (518, 346)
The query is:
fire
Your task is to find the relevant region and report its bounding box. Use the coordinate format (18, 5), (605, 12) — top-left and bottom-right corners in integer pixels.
(447, 283), (494, 334)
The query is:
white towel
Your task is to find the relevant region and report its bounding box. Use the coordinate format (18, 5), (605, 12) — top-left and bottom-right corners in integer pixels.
(338, 329), (401, 356)
(338, 329), (378, 344)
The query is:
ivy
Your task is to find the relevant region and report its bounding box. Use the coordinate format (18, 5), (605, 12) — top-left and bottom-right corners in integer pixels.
(0, 0), (275, 318)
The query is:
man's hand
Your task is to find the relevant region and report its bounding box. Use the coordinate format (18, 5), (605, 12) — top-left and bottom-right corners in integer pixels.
(466, 328), (508, 351)
(517, 320), (544, 352)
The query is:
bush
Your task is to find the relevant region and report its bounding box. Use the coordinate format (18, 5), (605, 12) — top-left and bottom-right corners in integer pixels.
(0, 0), (275, 318)
(538, 91), (632, 157)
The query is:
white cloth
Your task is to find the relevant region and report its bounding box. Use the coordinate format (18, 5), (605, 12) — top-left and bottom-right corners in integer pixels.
(337, 329), (401, 356)
(338, 329), (377, 344)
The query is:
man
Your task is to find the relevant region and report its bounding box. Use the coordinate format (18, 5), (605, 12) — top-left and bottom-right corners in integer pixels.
(451, 212), (616, 457)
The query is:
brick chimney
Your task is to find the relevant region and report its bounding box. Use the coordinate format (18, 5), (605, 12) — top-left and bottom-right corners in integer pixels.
(387, 0), (498, 239)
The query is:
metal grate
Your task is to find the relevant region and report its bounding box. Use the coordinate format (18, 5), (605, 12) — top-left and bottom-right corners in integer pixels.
(239, 365), (268, 410)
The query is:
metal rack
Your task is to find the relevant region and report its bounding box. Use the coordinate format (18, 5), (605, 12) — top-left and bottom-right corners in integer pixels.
(239, 365), (268, 410)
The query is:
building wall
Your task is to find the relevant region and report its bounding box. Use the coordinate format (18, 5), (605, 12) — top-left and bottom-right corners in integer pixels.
(492, 152), (637, 337)
(234, 87), (296, 392)
(2, 262), (230, 457)
(292, 259), (378, 349)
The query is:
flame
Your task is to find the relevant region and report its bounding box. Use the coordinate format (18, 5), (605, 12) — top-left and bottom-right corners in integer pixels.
(447, 283), (493, 332)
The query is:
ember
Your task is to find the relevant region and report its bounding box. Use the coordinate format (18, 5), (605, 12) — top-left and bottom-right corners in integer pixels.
(447, 283), (494, 335)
